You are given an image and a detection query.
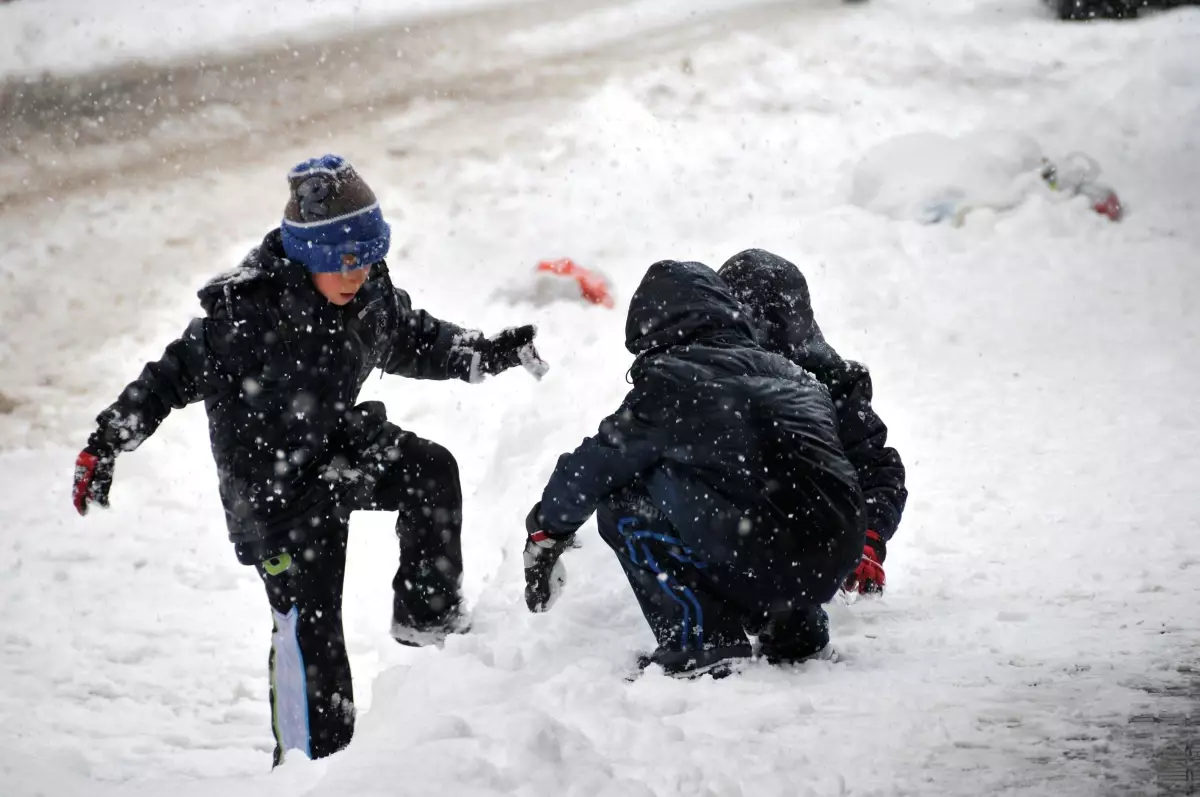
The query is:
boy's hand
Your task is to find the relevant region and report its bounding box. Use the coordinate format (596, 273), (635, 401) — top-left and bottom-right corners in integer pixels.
(842, 530), (886, 595)
(73, 445), (116, 516)
(523, 503), (571, 612)
(478, 325), (549, 380)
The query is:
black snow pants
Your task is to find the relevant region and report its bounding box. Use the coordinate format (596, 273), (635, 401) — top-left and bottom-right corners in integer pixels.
(254, 422), (462, 764)
(596, 488), (833, 674)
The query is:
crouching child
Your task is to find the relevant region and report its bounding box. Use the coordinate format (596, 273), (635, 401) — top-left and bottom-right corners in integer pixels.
(718, 249), (907, 595)
(522, 259), (863, 676)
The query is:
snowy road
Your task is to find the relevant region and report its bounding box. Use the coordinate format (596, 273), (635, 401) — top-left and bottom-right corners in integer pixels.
(2, 1), (1199, 795)
(2, 0), (798, 205)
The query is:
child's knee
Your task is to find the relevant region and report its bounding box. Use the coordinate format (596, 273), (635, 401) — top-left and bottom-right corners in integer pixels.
(414, 440), (461, 508)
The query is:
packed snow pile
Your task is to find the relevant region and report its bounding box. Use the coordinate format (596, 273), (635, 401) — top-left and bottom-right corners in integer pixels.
(849, 130), (1121, 225)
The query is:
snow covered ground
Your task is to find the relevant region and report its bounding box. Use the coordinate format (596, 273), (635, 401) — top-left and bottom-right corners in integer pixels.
(1, 0), (1199, 795)
(0, 0), (538, 79)
(0, 0), (784, 81)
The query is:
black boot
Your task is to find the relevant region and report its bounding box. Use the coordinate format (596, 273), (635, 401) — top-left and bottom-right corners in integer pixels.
(754, 605), (833, 665)
(390, 594), (469, 647)
(637, 641), (755, 679)
(391, 528), (467, 647)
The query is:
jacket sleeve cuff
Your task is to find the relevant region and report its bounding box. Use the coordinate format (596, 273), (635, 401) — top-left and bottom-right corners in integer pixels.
(91, 406), (148, 454)
(866, 503), (898, 542)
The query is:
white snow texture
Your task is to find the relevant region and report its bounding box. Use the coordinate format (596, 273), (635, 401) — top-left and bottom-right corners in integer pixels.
(1, 1), (1199, 796)
(0, 0), (539, 79)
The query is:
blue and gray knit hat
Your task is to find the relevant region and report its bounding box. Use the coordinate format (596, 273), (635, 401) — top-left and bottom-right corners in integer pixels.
(280, 154), (391, 273)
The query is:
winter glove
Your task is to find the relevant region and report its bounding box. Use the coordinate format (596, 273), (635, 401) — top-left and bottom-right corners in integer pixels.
(476, 325), (549, 380)
(523, 502), (572, 612)
(73, 444), (116, 516)
(843, 530), (886, 595)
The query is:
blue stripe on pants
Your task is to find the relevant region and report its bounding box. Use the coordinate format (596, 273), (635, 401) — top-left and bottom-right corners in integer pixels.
(271, 606), (312, 760)
(618, 518), (705, 651)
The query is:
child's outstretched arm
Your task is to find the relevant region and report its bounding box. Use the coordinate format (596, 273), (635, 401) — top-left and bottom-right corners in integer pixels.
(72, 313), (264, 515)
(535, 398), (664, 538)
(521, 398), (662, 612)
(382, 286), (547, 382)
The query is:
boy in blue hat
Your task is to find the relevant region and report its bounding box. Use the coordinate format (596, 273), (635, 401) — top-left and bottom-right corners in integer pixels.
(71, 155), (546, 763)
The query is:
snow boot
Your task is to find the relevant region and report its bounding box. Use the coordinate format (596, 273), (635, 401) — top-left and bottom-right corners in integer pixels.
(754, 605), (832, 665)
(635, 641), (755, 680)
(391, 592), (469, 648)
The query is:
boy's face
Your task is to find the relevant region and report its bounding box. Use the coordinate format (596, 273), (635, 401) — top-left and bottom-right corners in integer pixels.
(312, 265), (371, 306)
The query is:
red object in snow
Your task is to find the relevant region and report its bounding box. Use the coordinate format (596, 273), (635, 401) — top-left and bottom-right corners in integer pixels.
(1042, 155), (1123, 223)
(1091, 189), (1123, 222)
(536, 258), (615, 308)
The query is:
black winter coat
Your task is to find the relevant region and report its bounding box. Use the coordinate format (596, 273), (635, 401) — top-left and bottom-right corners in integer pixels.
(719, 249), (908, 544)
(539, 260), (865, 607)
(91, 230), (483, 549)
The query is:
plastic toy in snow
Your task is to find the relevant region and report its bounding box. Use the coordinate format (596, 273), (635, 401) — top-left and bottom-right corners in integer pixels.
(535, 258), (615, 308)
(1039, 153), (1123, 222)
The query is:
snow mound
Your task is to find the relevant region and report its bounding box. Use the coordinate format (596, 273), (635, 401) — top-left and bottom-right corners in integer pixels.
(850, 130), (1049, 224)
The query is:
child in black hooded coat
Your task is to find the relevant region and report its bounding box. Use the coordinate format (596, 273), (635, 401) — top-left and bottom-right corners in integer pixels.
(71, 155), (546, 762)
(522, 259), (864, 675)
(718, 249), (907, 596)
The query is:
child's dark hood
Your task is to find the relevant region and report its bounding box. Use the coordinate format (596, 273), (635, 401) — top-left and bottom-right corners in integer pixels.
(624, 259), (757, 356)
(717, 249), (816, 356)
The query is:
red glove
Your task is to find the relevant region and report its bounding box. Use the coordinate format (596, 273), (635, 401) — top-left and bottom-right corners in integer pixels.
(73, 446), (115, 516)
(843, 530), (886, 595)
